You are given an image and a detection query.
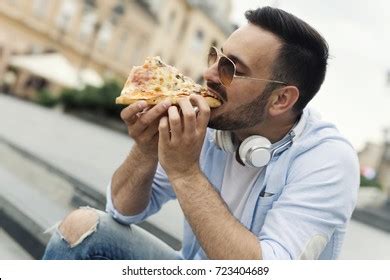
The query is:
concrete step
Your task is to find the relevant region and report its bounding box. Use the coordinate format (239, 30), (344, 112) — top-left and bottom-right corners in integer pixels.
(0, 228), (33, 260)
(0, 139), (181, 259)
(0, 95), (184, 241)
(0, 135), (105, 259)
(0, 167), (71, 259)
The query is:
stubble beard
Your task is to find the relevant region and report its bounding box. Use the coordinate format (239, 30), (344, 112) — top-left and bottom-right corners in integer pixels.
(208, 89), (272, 131)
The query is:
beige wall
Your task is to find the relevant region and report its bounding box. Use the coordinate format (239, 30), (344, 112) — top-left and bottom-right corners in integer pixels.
(0, 0), (230, 84)
(174, 8), (228, 81)
(0, 0), (157, 80)
(147, 0), (228, 81)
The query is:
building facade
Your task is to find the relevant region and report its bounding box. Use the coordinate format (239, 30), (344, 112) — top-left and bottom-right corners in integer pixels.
(0, 0), (234, 95)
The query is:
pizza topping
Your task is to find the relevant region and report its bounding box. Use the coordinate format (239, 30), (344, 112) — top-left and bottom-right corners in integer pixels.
(117, 56), (222, 107)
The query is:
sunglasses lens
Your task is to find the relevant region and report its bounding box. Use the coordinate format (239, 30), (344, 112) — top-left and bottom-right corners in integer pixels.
(208, 47), (217, 66)
(218, 57), (235, 86)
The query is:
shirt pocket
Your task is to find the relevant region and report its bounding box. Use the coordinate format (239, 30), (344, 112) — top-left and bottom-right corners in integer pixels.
(250, 194), (277, 234)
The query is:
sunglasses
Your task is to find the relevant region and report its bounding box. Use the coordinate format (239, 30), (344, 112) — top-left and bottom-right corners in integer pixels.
(207, 46), (288, 87)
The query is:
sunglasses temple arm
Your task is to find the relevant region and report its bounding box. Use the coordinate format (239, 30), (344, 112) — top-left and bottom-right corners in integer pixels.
(234, 76), (287, 85)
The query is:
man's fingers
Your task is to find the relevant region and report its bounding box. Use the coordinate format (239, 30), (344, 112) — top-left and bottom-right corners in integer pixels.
(168, 106), (182, 141)
(178, 97), (196, 135)
(139, 120), (160, 142)
(131, 100), (171, 135)
(190, 94), (210, 131)
(159, 116), (170, 144)
(120, 101), (148, 125)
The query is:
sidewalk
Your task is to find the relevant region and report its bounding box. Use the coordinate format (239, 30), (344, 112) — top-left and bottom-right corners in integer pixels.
(0, 95), (183, 240)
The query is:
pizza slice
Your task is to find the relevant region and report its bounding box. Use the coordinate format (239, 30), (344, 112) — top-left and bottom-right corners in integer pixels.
(115, 56), (222, 108)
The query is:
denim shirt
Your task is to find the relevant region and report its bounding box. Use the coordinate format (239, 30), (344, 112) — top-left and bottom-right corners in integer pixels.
(106, 107), (359, 259)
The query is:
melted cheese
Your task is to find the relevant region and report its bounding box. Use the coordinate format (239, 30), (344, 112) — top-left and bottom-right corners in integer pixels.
(121, 56), (206, 98)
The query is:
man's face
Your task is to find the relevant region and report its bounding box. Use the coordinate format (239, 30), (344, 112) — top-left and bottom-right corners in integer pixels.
(204, 24), (282, 131)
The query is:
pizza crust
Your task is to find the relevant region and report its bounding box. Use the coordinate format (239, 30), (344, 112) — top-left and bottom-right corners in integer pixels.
(116, 93), (221, 108)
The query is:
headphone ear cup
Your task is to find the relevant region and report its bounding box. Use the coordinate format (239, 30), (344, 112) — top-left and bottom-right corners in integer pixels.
(239, 136), (272, 168)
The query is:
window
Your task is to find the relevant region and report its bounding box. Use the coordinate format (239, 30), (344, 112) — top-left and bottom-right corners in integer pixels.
(111, 0), (126, 25)
(56, 0), (76, 32)
(79, 4), (97, 41)
(191, 29), (204, 52)
(96, 21), (112, 49)
(84, 0), (96, 7)
(33, 0), (49, 18)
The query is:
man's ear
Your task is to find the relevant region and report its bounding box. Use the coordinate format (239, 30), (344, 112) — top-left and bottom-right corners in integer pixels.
(268, 86), (299, 116)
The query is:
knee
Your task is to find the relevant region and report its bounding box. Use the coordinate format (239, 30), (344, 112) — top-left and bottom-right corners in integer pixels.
(58, 207), (99, 248)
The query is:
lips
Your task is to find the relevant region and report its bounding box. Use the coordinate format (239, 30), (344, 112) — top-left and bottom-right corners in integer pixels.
(206, 88), (224, 103)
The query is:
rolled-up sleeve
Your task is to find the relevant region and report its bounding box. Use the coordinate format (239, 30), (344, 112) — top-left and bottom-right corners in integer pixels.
(105, 163), (176, 225)
(259, 140), (359, 259)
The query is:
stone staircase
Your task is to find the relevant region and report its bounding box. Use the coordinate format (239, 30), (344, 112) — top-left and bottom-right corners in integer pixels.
(0, 139), (181, 259)
(0, 95), (183, 259)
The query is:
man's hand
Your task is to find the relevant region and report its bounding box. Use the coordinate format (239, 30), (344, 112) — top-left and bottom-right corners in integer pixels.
(158, 95), (210, 183)
(120, 100), (171, 157)
(112, 99), (171, 216)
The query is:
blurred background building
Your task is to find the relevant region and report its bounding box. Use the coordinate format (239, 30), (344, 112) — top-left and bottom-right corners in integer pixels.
(358, 128), (390, 198)
(0, 0), (235, 100)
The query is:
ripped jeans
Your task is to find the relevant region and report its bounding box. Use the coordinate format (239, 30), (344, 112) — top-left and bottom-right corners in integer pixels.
(42, 208), (182, 260)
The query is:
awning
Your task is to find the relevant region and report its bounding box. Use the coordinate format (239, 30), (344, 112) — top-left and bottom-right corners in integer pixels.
(9, 53), (104, 89)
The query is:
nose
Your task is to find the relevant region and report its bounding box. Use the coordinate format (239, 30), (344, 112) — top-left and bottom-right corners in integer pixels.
(203, 61), (220, 84)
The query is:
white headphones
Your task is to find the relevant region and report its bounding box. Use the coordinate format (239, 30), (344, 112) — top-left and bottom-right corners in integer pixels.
(213, 114), (306, 168)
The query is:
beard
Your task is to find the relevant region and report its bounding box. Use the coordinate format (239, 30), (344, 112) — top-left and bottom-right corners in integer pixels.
(208, 88), (272, 131)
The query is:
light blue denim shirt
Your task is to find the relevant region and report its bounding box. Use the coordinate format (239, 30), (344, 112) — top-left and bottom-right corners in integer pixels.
(106, 107), (359, 259)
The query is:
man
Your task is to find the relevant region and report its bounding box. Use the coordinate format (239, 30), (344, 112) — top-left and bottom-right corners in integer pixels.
(43, 7), (359, 260)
